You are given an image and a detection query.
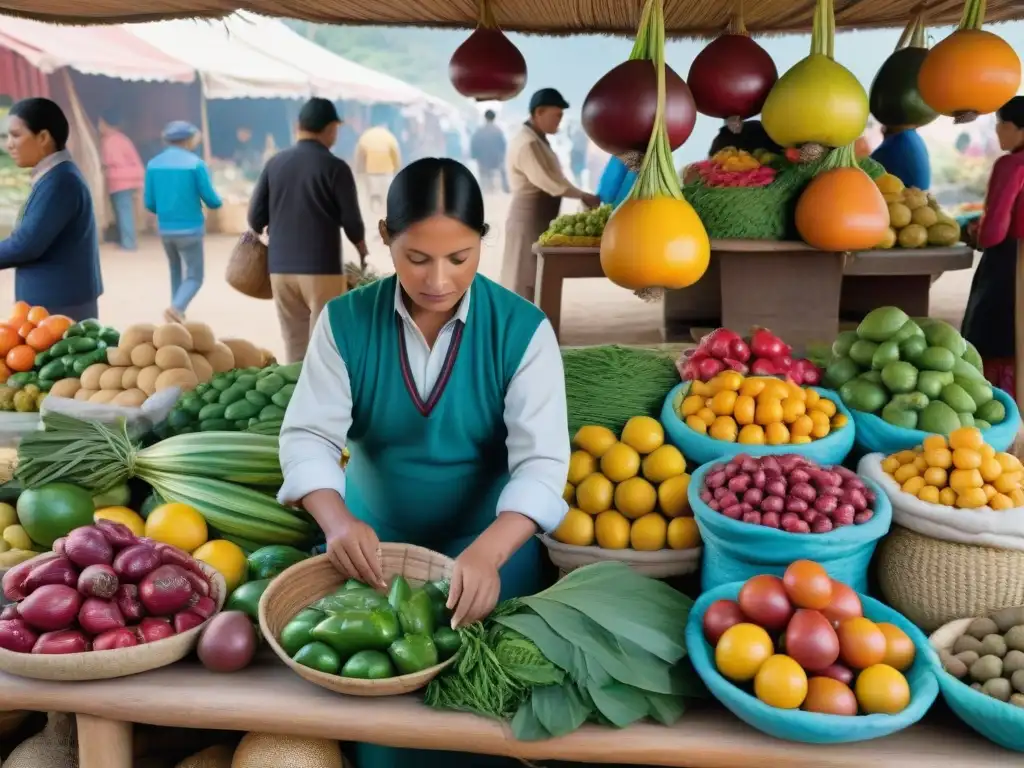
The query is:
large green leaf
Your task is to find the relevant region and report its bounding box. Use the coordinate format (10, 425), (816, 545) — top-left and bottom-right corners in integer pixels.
(495, 614), (578, 678)
(511, 699), (551, 742)
(530, 683), (591, 738)
(585, 679), (650, 728)
(645, 691), (687, 726)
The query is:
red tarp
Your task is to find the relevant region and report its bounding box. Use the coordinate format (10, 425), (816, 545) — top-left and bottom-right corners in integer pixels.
(0, 45), (48, 100)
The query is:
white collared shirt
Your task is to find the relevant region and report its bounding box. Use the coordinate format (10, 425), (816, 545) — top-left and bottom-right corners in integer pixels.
(31, 149), (71, 186)
(277, 280), (571, 533)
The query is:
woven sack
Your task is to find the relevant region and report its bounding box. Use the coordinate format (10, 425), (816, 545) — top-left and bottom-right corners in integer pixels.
(860, 453), (1024, 551)
(877, 524), (1024, 631)
(231, 733), (344, 768)
(4, 712), (77, 768)
(175, 745), (235, 768)
(225, 231), (272, 300)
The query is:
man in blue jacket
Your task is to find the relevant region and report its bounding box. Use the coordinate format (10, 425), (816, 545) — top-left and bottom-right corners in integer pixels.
(144, 121), (222, 323)
(870, 125), (931, 190)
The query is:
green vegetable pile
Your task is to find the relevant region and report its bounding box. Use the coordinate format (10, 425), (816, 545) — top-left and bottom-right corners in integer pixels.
(538, 205), (612, 246)
(278, 575), (460, 681)
(425, 562), (700, 741)
(825, 306), (1005, 432)
(160, 362), (300, 438)
(34, 319), (121, 389)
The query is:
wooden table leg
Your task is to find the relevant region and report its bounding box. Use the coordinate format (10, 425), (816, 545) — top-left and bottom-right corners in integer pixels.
(535, 254), (565, 341)
(77, 713), (132, 768)
(718, 249), (845, 356)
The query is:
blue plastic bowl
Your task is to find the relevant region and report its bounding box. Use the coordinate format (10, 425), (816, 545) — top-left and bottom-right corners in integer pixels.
(687, 461), (892, 592)
(661, 383), (856, 467)
(851, 386), (1021, 455)
(927, 622), (1024, 752)
(686, 582), (939, 744)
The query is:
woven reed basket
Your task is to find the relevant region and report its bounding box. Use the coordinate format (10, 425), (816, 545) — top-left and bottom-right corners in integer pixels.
(539, 534), (701, 579)
(259, 544), (456, 697)
(0, 561), (226, 681)
(877, 525), (1024, 632)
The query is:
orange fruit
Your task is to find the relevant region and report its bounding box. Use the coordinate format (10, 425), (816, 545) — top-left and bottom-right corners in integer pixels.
(877, 622), (916, 671)
(25, 326), (56, 352)
(782, 560), (833, 610)
(855, 663), (911, 715)
(40, 315), (72, 337)
(0, 325), (20, 357)
(16, 322), (34, 340)
(836, 617), (888, 670)
(0, 362), (11, 383)
(26, 306), (48, 324)
(5, 344), (35, 372)
(715, 623), (775, 682)
(9, 301), (29, 323)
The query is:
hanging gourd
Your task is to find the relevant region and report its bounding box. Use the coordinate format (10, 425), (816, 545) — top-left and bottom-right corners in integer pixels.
(581, 0), (696, 169)
(761, 0), (867, 162)
(917, 0), (1020, 124)
(687, 0), (778, 133)
(599, 0), (710, 302)
(448, 0), (528, 101)
(869, 12), (938, 129)
(795, 144), (890, 252)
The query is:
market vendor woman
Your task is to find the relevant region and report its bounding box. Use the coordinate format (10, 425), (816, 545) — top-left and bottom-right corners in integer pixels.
(278, 157), (570, 768)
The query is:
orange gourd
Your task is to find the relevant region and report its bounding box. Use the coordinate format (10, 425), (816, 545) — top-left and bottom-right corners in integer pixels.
(795, 144), (889, 252)
(918, 0), (1021, 123)
(599, 0), (710, 300)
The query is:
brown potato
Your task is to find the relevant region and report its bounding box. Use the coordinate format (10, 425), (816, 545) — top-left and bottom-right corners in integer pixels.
(153, 323), (194, 351)
(155, 368), (199, 393)
(79, 364), (109, 391)
(48, 379), (81, 399)
(130, 342), (157, 368)
(98, 367), (128, 391)
(154, 345), (193, 371)
(137, 366), (162, 396)
(106, 346), (133, 367)
(183, 322), (216, 353)
(112, 389), (147, 408)
(74, 388), (97, 401)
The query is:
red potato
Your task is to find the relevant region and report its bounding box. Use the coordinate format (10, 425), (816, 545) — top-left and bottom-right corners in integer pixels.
(32, 629), (89, 654)
(18, 584), (82, 632)
(139, 565), (194, 616)
(137, 617), (175, 644)
(197, 611), (257, 673)
(0, 618), (38, 653)
(78, 598), (126, 635)
(78, 564), (119, 599)
(22, 556), (78, 594)
(115, 584), (145, 622)
(93, 519), (138, 550)
(2, 552), (60, 601)
(92, 627), (139, 651)
(113, 544), (161, 584)
(63, 526), (114, 568)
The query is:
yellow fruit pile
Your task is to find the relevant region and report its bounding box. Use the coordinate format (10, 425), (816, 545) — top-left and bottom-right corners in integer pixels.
(0, 502), (41, 567)
(553, 416), (700, 552)
(874, 174), (960, 249)
(881, 426), (1024, 510)
(676, 371), (847, 445)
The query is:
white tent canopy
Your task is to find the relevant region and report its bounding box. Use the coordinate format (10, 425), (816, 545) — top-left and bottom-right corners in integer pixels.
(125, 18), (312, 99)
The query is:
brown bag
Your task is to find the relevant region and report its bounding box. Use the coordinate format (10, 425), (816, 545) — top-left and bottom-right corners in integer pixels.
(225, 230), (272, 300)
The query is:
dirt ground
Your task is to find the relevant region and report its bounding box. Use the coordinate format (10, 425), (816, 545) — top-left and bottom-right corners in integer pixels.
(0, 193), (978, 359)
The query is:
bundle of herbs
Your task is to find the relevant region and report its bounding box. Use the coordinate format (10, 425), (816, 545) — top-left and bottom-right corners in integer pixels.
(424, 562), (702, 740)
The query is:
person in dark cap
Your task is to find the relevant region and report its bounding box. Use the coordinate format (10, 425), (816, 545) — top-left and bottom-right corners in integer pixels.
(470, 109), (507, 193)
(144, 120), (222, 324)
(248, 97), (368, 363)
(502, 88), (598, 300)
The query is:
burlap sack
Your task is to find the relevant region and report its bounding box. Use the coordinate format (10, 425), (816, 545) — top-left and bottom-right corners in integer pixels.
(175, 745), (235, 768)
(4, 712), (77, 768)
(225, 231), (272, 300)
(231, 733), (344, 768)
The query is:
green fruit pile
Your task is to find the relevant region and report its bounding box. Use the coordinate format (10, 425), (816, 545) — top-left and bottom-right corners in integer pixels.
(824, 307), (1005, 433)
(160, 362), (300, 437)
(538, 205), (612, 246)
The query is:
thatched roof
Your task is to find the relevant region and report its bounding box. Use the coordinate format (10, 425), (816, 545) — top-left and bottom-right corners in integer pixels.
(0, 0), (1022, 36)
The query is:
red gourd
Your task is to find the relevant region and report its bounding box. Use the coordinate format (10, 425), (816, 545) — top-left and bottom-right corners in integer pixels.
(687, 8), (778, 132)
(582, 0), (696, 164)
(449, 0), (526, 101)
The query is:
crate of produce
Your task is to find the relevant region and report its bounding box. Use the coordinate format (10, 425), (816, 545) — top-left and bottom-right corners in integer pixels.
(688, 456), (891, 592)
(685, 564), (937, 743)
(662, 375), (855, 468)
(542, 417), (702, 577)
(862, 428), (1024, 630)
(259, 545), (458, 697)
(824, 308), (1020, 454)
(930, 607), (1024, 752)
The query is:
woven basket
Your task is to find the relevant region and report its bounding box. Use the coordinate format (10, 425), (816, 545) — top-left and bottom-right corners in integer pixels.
(0, 563), (226, 681)
(539, 534), (701, 578)
(259, 544), (457, 697)
(877, 525), (1024, 632)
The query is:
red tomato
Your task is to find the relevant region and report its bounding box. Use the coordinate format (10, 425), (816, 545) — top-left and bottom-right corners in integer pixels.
(738, 574), (794, 632)
(782, 560), (833, 610)
(784, 609), (840, 672)
(816, 662), (854, 685)
(703, 599), (747, 646)
(821, 579), (863, 626)
(802, 676), (858, 716)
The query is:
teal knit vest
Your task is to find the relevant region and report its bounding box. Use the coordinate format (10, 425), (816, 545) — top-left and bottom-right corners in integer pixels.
(327, 274), (543, 548)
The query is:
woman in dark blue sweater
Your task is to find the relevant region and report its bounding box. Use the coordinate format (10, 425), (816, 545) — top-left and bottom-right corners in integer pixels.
(0, 98), (103, 320)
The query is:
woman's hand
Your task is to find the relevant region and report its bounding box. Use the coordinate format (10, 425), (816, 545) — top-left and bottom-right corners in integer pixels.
(447, 541), (502, 629)
(325, 515), (386, 589)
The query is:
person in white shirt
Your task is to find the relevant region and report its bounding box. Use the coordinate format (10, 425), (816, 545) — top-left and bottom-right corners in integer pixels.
(277, 157), (569, 768)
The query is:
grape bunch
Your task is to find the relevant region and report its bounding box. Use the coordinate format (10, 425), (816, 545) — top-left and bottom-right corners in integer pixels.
(539, 205), (612, 245)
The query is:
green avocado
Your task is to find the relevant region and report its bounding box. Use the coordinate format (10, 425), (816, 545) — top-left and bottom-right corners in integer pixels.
(341, 649), (395, 679)
(17, 482), (95, 547)
(918, 400), (962, 434)
(954, 377), (993, 408)
(857, 306), (910, 343)
(940, 383), (977, 414)
(880, 361), (918, 393)
(871, 341), (901, 371)
(916, 346), (956, 372)
(831, 331), (859, 359)
(849, 340), (879, 368)
(882, 402), (917, 429)
(825, 357), (860, 389)
(899, 335), (928, 363)
(839, 378), (888, 413)
(916, 370), (948, 400)
(923, 320), (968, 358)
(962, 342), (984, 371)
(976, 398), (1007, 426)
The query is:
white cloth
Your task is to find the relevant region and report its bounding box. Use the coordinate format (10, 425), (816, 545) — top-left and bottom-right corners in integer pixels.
(278, 280), (571, 532)
(859, 452), (1024, 552)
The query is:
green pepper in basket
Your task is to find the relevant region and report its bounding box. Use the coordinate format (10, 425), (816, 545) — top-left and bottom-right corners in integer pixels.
(387, 574), (412, 611)
(279, 608), (325, 657)
(293, 641), (341, 674)
(388, 634), (439, 675)
(432, 626), (462, 661)
(310, 608), (400, 655)
(342, 649), (396, 679)
(398, 587), (435, 637)
(422, 580), (451, 627)
(318, 588), (389, 614)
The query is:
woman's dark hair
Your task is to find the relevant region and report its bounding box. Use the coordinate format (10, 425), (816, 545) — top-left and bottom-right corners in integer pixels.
(708, 119), (782, 157)
(384, 158), (488, 237)
(997, 97), (1024, 128)
(9, 98), (69, 151)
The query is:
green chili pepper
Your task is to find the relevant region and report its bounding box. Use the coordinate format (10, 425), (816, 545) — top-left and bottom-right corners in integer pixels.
(280, 609), (325, 657)
(310, 608), (400, 656)
(388, 634), (439, 675)
(398, 587), (436, 637)
(432, 626), (463, 661)
(293, 642), (341, 675)
(341, 650), (396, 679)
(387, 574), (412, 611)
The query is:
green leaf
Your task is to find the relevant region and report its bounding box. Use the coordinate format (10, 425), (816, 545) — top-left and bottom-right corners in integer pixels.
(585, 679), (649, 728)
(511, 698), (552, 741)
(495, 614), (577, 678)
(645, 691), (687, 726)
(530, 683), (591, 738)
(505, 661), (564, 687)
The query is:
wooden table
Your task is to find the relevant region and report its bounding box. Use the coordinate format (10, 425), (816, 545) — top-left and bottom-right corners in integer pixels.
(533, 243), (974, 354)
(0, 658), (1014, 767)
